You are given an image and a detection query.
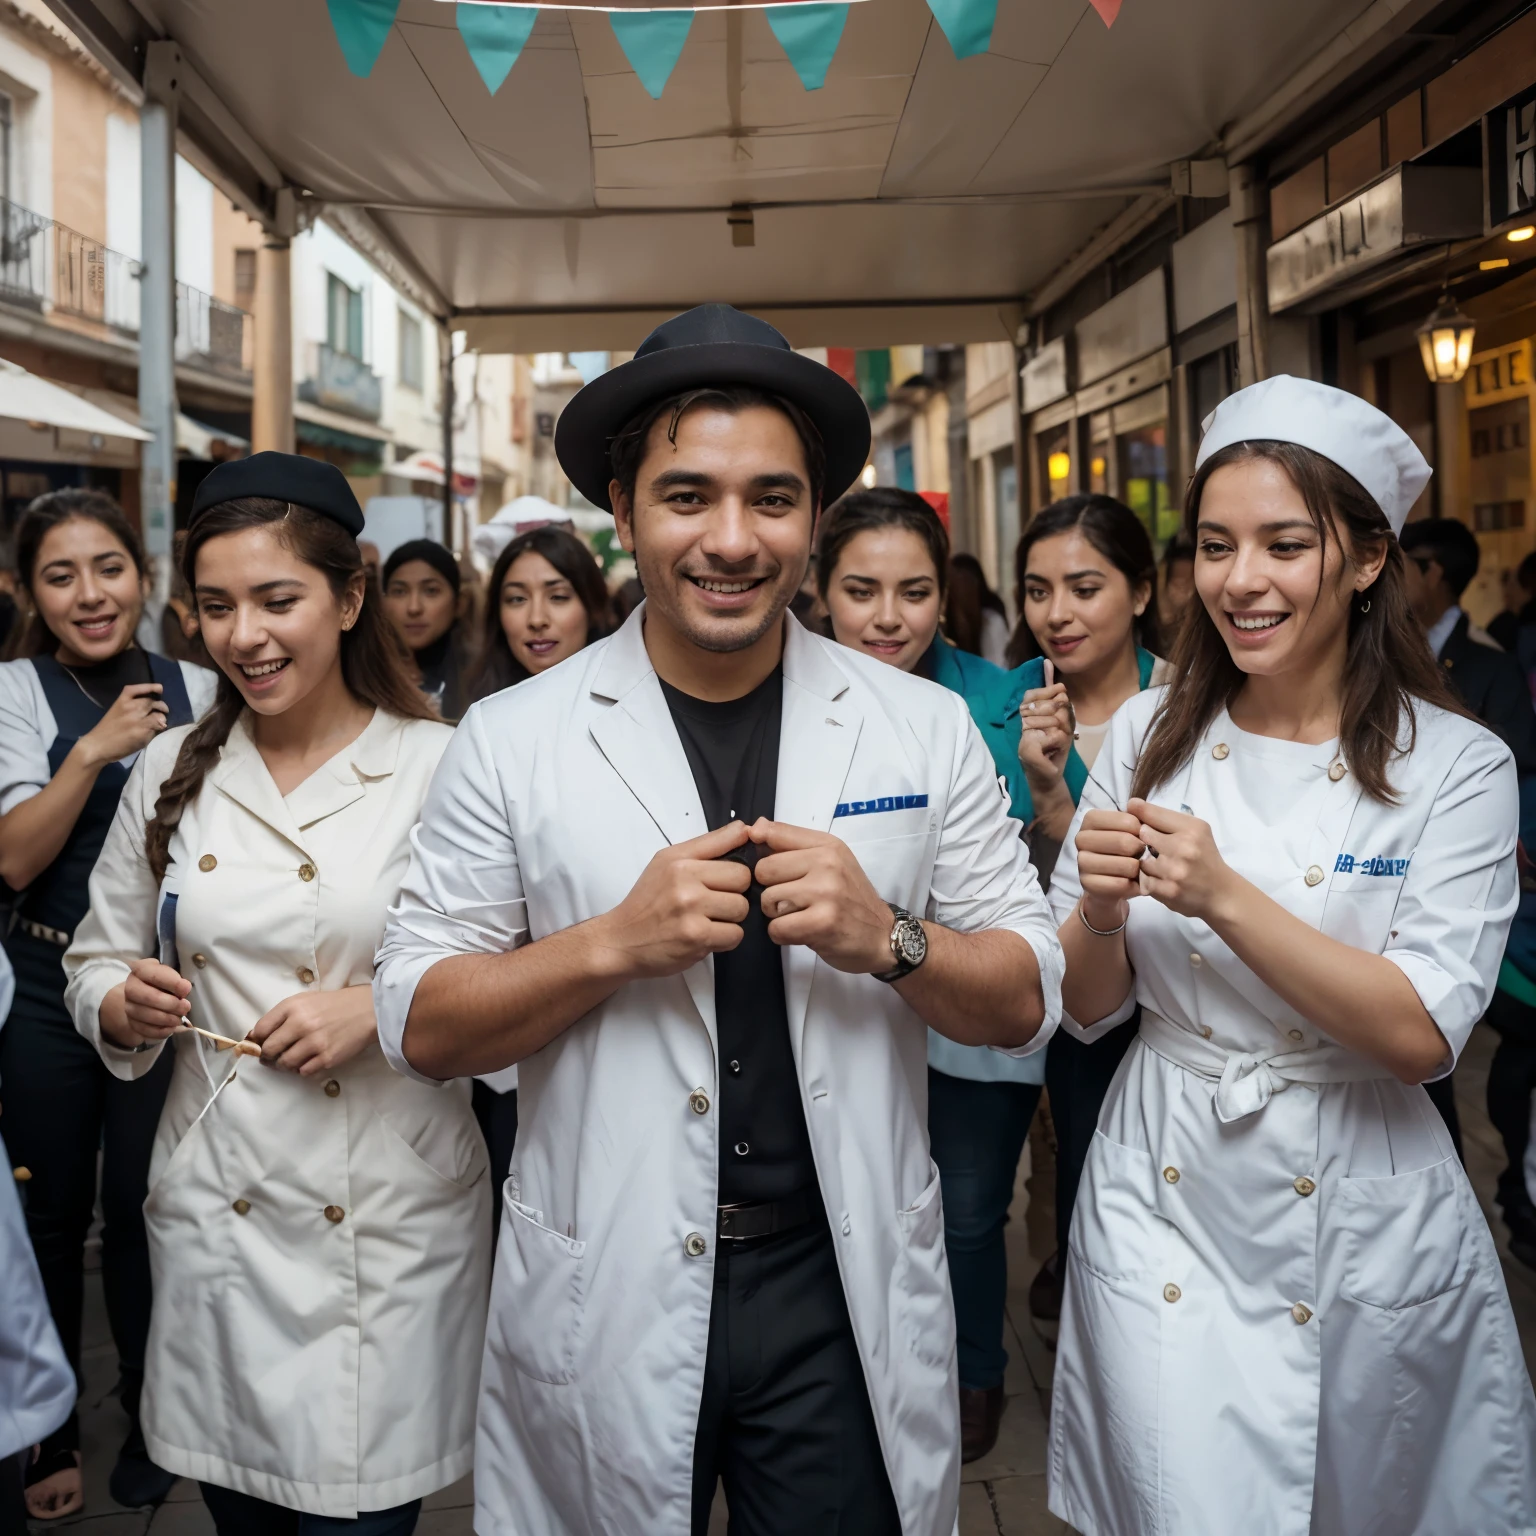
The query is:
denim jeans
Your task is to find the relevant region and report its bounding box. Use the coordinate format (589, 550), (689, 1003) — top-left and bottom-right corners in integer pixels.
(926, 1067), (1043, 1391)
(199, 1485), (421, 1536)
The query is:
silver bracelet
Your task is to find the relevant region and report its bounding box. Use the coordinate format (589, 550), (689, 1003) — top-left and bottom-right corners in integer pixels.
(1078, 902), (1127, 938)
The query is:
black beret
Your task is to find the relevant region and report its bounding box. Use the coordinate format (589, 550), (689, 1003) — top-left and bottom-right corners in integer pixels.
(382, 538), (460, 592)
(189, 452), (365, 537)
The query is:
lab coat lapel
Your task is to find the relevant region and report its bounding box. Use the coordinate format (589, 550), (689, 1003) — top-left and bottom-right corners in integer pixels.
(587, 606), (707, 847)
(206, 715), (308, 855)
(284, 711), (402, 832)
(775, 617), (863, 1059)
(587, 607), (716, 1036)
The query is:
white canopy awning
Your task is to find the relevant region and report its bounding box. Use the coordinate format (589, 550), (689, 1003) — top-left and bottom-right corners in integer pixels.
(48, 0), (1394, 348)
(0, 360), (152, 441)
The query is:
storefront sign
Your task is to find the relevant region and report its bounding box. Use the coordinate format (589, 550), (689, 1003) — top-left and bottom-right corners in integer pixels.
(1021, 337), (1069, 413)
(1266, 165), (1482, 312)
(1487, 85), (1536, 230)
(1075, 271), (1167, 387)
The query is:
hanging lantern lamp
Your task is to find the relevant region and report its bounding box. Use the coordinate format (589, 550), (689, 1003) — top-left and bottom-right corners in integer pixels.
(1417, 293), (1476, 385)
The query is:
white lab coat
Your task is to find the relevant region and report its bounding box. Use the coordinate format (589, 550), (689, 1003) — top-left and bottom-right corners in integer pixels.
(1045, 687), (1536, 1536)
(63, 708), (491, 1517)
(374, 607), (1064, 1536)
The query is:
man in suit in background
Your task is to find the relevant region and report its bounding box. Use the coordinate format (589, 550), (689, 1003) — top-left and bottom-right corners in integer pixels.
(1401, 516), (1536, 1173)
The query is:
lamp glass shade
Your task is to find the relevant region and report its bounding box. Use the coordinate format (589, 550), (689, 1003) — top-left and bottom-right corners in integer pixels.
(1417, 298), (1476, 385)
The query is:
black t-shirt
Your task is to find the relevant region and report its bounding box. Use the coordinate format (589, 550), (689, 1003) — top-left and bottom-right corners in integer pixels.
(659, 666), (819, 1205)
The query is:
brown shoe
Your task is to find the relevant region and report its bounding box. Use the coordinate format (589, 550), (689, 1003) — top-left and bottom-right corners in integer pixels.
(960, 1384), (1005, 1463)
(1029, 1250), (1062, 1323)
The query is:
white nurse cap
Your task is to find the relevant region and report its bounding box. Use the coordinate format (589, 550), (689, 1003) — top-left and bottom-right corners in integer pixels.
(1195, 375), (1431, 536)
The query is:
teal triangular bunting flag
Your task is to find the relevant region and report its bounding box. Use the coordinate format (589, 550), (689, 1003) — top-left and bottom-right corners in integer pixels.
(609, 9), (694, 99)
(457, 3), (538, 93)
(765, 3), (848, 91)
(326, 0), (400, 77)
(925, 0), (995, 58)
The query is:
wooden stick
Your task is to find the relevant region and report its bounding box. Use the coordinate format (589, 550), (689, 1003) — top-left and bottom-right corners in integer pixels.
(177, 1021), (261, 1057)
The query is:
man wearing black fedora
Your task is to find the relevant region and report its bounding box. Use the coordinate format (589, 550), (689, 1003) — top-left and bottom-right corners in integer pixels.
(375, 305), (1063, 1536)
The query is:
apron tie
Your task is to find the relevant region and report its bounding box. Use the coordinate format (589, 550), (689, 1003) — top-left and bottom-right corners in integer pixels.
(1138, 1010), (1395, 1123)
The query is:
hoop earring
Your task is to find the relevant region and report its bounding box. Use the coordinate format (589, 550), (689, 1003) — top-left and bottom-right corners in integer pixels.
(1359, 596), (1371, 614)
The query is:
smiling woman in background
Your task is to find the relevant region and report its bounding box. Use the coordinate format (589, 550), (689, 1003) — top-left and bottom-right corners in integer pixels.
(0, 490), (215, 1521)
(382, 539), (471, 722)
(1002, 494), (1166, 1328)
(62, 455), (489, 1536)
(468, 525), (609, 702)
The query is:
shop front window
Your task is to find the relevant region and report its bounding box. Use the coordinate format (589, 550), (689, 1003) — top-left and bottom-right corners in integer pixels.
(1470, 396), (1530, 532)
(1039, 424), (1071, 504)
(1087, 412), (1111, 496)
(1118, 423), (1175, 543)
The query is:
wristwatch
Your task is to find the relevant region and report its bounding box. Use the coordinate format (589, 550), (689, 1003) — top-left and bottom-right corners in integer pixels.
(875, 905), (928, 983)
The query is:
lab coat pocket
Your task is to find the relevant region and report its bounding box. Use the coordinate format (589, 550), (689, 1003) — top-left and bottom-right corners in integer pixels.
(495, 1196), (588, 1385)
(1321, 874), (1405, 951)
(1070, 1130), (1163, 1288)
(1334, 1155), (1471, 1309)
(377, 1106), (488, 1191)
(893, 1161), (952, 1372)
(841, 830), (938, 914)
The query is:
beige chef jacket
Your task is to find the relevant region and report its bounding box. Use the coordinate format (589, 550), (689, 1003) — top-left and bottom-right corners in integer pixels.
(65, 707), (490, 1516)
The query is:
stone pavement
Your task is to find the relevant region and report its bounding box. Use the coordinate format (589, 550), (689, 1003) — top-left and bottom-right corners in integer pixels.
(35, 1022), (1536, 1536)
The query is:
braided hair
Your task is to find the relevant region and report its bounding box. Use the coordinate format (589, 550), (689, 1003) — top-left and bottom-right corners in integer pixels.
(144, 497), (435, 880)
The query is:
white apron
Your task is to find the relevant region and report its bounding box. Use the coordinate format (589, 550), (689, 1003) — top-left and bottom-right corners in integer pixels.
(65, 710), (491, 1516)
(1046, 689), (1536, 1536)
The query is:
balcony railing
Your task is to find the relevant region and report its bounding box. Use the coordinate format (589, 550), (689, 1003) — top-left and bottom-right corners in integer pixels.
(0, 196), (251, 379)
(299, 340), (383, 421)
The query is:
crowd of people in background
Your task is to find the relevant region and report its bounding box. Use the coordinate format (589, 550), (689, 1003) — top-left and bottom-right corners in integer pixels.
(3, 315), (1536, 1535)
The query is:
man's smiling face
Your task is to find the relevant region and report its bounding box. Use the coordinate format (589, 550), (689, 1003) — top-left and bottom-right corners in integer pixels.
(612, 401), (816, 655)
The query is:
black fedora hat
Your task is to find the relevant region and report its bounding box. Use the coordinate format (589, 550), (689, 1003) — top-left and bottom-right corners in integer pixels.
(555, 305), (871, 513)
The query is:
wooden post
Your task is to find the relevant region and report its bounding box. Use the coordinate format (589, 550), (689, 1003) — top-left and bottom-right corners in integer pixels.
(252, 238), (293, 454)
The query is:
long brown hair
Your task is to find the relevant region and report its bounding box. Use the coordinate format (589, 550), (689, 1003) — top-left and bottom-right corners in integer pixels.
(468, 526), (610, 703)
(7, 488), (146, 659)
(145, 497), (436, 880)
(1130, 441), (1466, 806)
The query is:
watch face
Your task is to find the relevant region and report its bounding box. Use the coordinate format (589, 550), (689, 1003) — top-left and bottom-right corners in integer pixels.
(896, 920), (927, 966)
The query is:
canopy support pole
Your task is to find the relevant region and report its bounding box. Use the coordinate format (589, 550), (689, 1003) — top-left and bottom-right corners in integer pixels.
(253, 236), (294, 453)
(139, 42), (180, 610)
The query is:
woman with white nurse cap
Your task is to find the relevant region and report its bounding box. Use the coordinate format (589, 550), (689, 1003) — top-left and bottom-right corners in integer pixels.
(1045, 375), (1536, 1536)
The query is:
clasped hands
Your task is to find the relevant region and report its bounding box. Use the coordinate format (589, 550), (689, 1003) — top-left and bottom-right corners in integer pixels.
(595, 818), (896, 981)
(100, 961), (378, 1075)
(1076, 797), (1236, 932)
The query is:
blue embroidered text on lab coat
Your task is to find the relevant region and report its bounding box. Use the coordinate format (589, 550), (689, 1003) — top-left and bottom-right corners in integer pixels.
(1333, 854), (1411, 876)
(833, 794), (929, 819)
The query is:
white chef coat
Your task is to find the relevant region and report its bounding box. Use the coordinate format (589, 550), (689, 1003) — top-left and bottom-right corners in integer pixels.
(1045, 687), (1536, 1536)
(63, 708), (491, 1517)
(0, 654), (217, 814)
(373, 607), (1063, 1536)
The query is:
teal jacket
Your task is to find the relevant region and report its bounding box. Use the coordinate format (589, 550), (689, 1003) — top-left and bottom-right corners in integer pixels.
(923, 638), (1158, 1086)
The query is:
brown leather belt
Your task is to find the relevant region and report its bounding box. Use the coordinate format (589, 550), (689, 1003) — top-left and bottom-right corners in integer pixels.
(716, 1187), (821, 1243)
(18, 918), (70, 947)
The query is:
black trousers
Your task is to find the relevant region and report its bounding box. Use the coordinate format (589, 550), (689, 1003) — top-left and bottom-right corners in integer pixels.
(199, 1485), (420, 1536)
(1485, 989), (1536, 1212)
(690, 1213), (900, 1536)
(0, 949), (173, 1455)
(470, 1080), (517, 1248)
(1044, 1015), (1138, 1259)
